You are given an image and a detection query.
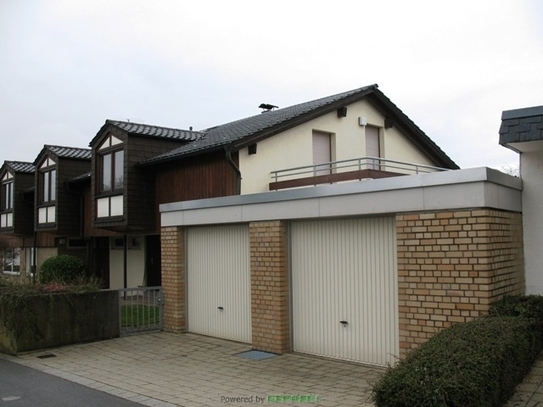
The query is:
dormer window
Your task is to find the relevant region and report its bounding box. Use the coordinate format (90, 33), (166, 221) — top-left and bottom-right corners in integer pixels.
(96, 134), (124, 218)
(99, 134), (124, 192)
(1, 171), (14, 228)
(38, 157), (56, 224)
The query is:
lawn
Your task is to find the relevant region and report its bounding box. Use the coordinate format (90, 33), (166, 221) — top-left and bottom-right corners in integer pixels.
(120, 304), (160, 327)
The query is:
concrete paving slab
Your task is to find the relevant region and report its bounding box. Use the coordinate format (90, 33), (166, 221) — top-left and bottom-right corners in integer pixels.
(0, 333), (382, 407)
(3, 332), (542, 406)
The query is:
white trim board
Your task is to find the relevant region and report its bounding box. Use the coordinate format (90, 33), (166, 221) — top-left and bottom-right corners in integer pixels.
(161, 167), (522, 227)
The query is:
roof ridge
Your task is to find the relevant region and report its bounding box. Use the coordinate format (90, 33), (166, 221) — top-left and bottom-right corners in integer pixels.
(45, 144), (91, 151)
(108, 119), (203, 134)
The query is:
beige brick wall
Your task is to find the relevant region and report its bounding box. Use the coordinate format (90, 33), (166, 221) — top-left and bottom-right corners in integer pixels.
(397, 208), (524, 356)
(161, 226), (186, 333)
(249, 221), (290, 354)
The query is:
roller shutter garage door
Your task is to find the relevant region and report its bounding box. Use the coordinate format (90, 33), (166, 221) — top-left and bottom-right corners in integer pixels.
(187, 224), (251, 343)
(291, 217), (398, 366)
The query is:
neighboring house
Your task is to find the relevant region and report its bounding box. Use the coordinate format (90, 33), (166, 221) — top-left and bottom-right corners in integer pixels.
(32, 145), (92, 271)
(0, 161), (35, 279)
(499, 105), (543, 295)
(87, 120), (202, 289)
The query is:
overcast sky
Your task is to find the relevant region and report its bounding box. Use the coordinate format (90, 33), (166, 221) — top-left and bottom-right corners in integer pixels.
(1, 1), (542, 172)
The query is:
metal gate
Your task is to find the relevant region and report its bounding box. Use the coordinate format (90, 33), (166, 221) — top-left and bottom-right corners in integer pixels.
(119, 286), (163, 335)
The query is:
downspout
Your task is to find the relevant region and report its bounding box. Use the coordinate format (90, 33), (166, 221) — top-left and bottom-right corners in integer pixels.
(225, 146), (241, 195)
(123, 234), (127, 290)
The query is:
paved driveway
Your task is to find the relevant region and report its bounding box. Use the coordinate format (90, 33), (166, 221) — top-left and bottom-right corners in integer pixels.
(1, 333), (382, 407)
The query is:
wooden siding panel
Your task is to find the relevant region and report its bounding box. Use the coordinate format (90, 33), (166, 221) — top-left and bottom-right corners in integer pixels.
(154, 152), (238, 233)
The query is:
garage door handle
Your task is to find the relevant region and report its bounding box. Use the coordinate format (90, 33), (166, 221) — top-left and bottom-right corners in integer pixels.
(218, 306), (224, 311)
(340, 320), (348, 326)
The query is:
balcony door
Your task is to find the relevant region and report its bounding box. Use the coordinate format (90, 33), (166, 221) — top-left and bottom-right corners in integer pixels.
(312, 131), (332, 176)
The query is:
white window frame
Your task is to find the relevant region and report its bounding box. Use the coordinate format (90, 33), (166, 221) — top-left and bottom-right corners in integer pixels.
(2, 247), (21, 275)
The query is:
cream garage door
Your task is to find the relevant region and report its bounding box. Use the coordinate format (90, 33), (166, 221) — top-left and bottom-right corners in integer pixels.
(187, 224), (251, 343)
(291, 217), (398, 366)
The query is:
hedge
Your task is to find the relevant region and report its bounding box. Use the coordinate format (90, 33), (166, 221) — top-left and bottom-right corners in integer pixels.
(371, 313), (543, 407)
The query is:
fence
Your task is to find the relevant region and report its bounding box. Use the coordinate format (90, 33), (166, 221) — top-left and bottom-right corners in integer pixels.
(119, 286), (163, 335)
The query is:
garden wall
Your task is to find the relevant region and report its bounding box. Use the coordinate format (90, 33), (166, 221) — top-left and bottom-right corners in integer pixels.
(0, 289), (119, 355)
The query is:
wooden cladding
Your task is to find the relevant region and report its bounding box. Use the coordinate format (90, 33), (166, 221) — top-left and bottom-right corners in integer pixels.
(156, 151), (238, 205)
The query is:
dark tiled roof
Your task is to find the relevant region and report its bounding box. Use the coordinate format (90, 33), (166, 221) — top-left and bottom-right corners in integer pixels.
(46, 145), (92, 160)
(6, 161), (35, 173)
(89, 120), (203, 147)
(142, 85), (376, 164)
(500, 105), (543, 145)
(140, 84), (458, 169)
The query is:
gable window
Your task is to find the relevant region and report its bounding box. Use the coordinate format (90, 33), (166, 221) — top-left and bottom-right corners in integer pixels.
(0, 172), (14, 228)
(97, 134), (124, 218)
(38, 157), (56, 224)
(2, 248), (20, 275)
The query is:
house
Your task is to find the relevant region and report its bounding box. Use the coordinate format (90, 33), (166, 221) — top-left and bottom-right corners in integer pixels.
(94, 84), (460, 290)
(499, 105), (543, 295)
(0, 161), (34, 278)
(5, 84), (520, 367)
(154, 86), (524, 366)
(142, 84), (458, 193)
(31, 145), (92, 271)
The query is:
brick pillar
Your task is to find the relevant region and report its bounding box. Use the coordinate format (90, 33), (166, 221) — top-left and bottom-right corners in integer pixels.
(161, 226), (186, 333)
(250, 221), (290, 354)
(396, 209), (524, 357)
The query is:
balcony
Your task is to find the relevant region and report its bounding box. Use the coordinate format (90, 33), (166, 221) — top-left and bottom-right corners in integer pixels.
(270, 157), (450, 191)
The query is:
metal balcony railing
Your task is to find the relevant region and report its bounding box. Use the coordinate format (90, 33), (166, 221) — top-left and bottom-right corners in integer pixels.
(270, 157), (450, 189)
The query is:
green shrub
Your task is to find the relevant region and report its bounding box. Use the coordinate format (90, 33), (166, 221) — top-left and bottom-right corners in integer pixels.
(489, 295), (543, 321)
(371, 316), (542, 407)
(39, 255), (86, 284)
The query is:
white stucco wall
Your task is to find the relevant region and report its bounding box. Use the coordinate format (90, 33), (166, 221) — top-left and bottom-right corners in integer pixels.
(521, 150), (543, 294)
(109, 236), (146, 289)
(239, 99), (440, 194)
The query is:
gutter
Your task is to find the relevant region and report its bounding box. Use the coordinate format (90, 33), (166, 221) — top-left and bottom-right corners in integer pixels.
(225, 146), (241, 195)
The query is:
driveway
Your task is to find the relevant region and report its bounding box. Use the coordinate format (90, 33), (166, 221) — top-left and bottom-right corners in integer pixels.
(0, 333), (382, 406)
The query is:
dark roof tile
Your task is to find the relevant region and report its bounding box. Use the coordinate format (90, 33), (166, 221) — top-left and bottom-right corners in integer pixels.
(46, 145), (92, 160)
(89, 120), (203, 147)
(500, 105), (543, 145)
(140, 84), (458, 169)
(143, 85), (377, 164)
(6, 161), (35, 173)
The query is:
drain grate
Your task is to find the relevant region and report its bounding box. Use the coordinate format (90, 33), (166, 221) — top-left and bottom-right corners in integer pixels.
(37, 354), (57, 359)
(236, 350), (277, 360)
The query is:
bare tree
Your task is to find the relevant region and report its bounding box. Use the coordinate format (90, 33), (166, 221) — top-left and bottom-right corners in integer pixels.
(500, 163), (520, 177)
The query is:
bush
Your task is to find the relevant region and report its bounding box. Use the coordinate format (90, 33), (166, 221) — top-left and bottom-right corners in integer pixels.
(39, 255), (86, 284)
(489, 295), (543, 322)
(371, 316), (543, 407)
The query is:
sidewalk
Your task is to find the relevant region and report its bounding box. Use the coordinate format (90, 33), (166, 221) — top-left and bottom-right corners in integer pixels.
(1, 332), (382, 407)
(506, 351), (543, 407)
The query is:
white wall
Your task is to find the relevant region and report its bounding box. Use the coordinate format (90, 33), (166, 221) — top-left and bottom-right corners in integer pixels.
(521, 150), (543, 294)
(239, 99), (439, 194)
(109, 236), (146, 289)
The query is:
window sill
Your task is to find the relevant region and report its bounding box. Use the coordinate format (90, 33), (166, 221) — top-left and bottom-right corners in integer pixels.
(2, 271), (20, 276)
